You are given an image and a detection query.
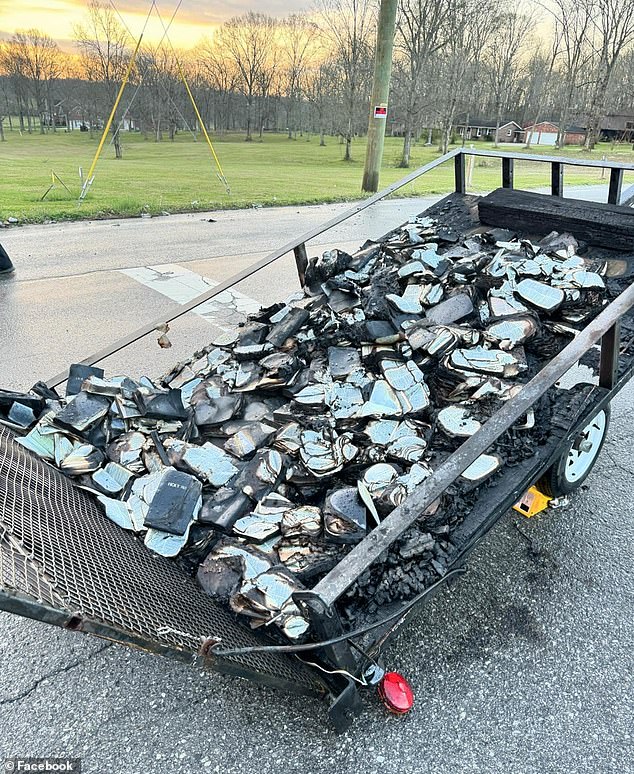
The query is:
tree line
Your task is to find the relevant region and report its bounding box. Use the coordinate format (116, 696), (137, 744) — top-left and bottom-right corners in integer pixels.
(1, 0), (634, 164)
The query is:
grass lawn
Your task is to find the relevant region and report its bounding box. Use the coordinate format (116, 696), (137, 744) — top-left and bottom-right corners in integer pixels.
(1, 129), (633, 223)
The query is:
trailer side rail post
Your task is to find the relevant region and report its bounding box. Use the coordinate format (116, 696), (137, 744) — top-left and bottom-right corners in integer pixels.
(599, 320), (622, 389)
(293, 591), (358, 672)
(502, 157), (514, 189)
(455, 151), (466, 194)
(551, 162), (564, 197)
(293, 242), (308, 286)
(608, 168), (624, 205)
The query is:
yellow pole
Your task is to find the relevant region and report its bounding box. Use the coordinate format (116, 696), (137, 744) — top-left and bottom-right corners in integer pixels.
(153, 2), (229, 192)
(175, 58), (227, 185)
(79, 31), (144, 200)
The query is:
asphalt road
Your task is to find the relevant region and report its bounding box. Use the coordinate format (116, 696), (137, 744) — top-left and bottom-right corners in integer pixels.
(0, 185), (632, 774)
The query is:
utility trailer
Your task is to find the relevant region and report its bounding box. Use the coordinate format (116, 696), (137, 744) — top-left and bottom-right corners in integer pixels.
(1, 149), (634, 730)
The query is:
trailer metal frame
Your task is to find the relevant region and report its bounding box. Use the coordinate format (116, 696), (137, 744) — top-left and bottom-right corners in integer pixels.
(3, 149), (634, 729)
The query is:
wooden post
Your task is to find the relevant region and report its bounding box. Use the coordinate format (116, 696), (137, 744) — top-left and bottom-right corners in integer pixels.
(361, 0), (399, 193)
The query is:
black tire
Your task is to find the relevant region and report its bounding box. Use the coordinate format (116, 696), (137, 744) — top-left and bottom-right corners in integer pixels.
(539, 404), (611, 498)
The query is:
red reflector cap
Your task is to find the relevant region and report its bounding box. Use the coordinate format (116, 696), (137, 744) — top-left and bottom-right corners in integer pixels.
(378, 671), (414, 714)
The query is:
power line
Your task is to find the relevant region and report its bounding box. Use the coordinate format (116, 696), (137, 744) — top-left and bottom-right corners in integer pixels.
(78, 3), (154, 202)
(106, 0), (198, 144)
(154, 0), (230, 193)
(99, 0), (229, 194)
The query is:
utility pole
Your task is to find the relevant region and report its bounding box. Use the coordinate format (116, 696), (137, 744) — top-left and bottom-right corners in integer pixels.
(361, 0), (398, 193)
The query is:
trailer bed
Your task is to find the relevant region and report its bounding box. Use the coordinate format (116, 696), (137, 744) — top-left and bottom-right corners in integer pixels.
(2, 150), (634, 728)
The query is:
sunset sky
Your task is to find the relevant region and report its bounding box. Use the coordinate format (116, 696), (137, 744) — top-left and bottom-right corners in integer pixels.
(0, 0), (308, 49)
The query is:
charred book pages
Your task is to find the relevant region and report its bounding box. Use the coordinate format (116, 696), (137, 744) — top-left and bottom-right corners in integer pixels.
(3, 217), (610, 641)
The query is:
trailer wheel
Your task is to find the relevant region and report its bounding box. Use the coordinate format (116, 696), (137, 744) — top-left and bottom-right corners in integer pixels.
(539, 405), (610, 497)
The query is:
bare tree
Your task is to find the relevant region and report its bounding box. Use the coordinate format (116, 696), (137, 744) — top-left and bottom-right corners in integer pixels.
(136, 46), (184, 141)
(220, 13), (278, 141)
(1, 40), (30, 131)
(317, 0), (374, 161)
(459, 5), (504, 149)
(135, 48), (161, 140)
(524, 28), (563, 148)
(484, 11), (534, 148)
(0, 51), (7, 140)
(305, 61), (336, 145)
(435, 0), (501, 154)
(582, 0), (634, 148)
(281, 15), (320, 139)
(606, 48), (634, 114)
(393, 0), (451, 167)
(74, 0), (129, 158)
(4, 30), (61, 133)
(540, 0), (596, 147)
(256, 43), (280, 139)
(1, 29), (63, 134)
(198, 36), (239, 133)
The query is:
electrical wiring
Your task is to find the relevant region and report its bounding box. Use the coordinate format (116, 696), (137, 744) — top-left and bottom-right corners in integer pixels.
(211, 567), (466, 658)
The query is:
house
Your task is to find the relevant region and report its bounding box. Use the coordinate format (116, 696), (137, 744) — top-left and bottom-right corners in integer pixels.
(561, 125), (586, 145)
(455, 117), (522, 143)
(523, 121), (586, 146)
(519, 121), (586, 146)
(598, 113), (634, 141)
(65, 113), (139, 132)
(523, 121), (559, 146)
(571, 112), (634, 142)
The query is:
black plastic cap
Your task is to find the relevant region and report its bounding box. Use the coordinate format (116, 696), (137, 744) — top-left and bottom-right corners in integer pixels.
(0, 242), (14, 275)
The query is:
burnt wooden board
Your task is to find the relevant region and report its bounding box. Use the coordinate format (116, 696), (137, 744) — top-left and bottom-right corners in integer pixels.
(478, 188), (634, 250)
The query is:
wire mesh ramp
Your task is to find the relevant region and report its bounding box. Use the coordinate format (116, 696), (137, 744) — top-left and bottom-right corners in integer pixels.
(0, 425), (327, 698)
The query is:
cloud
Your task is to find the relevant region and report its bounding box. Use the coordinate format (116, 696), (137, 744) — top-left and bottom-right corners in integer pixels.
(0, 0), (311, 48)
(0, 0), (77, 12)
(115, 0), (309, 23)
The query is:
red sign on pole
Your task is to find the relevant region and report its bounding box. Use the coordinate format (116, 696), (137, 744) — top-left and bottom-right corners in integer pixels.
(374, 104), (388, 119)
